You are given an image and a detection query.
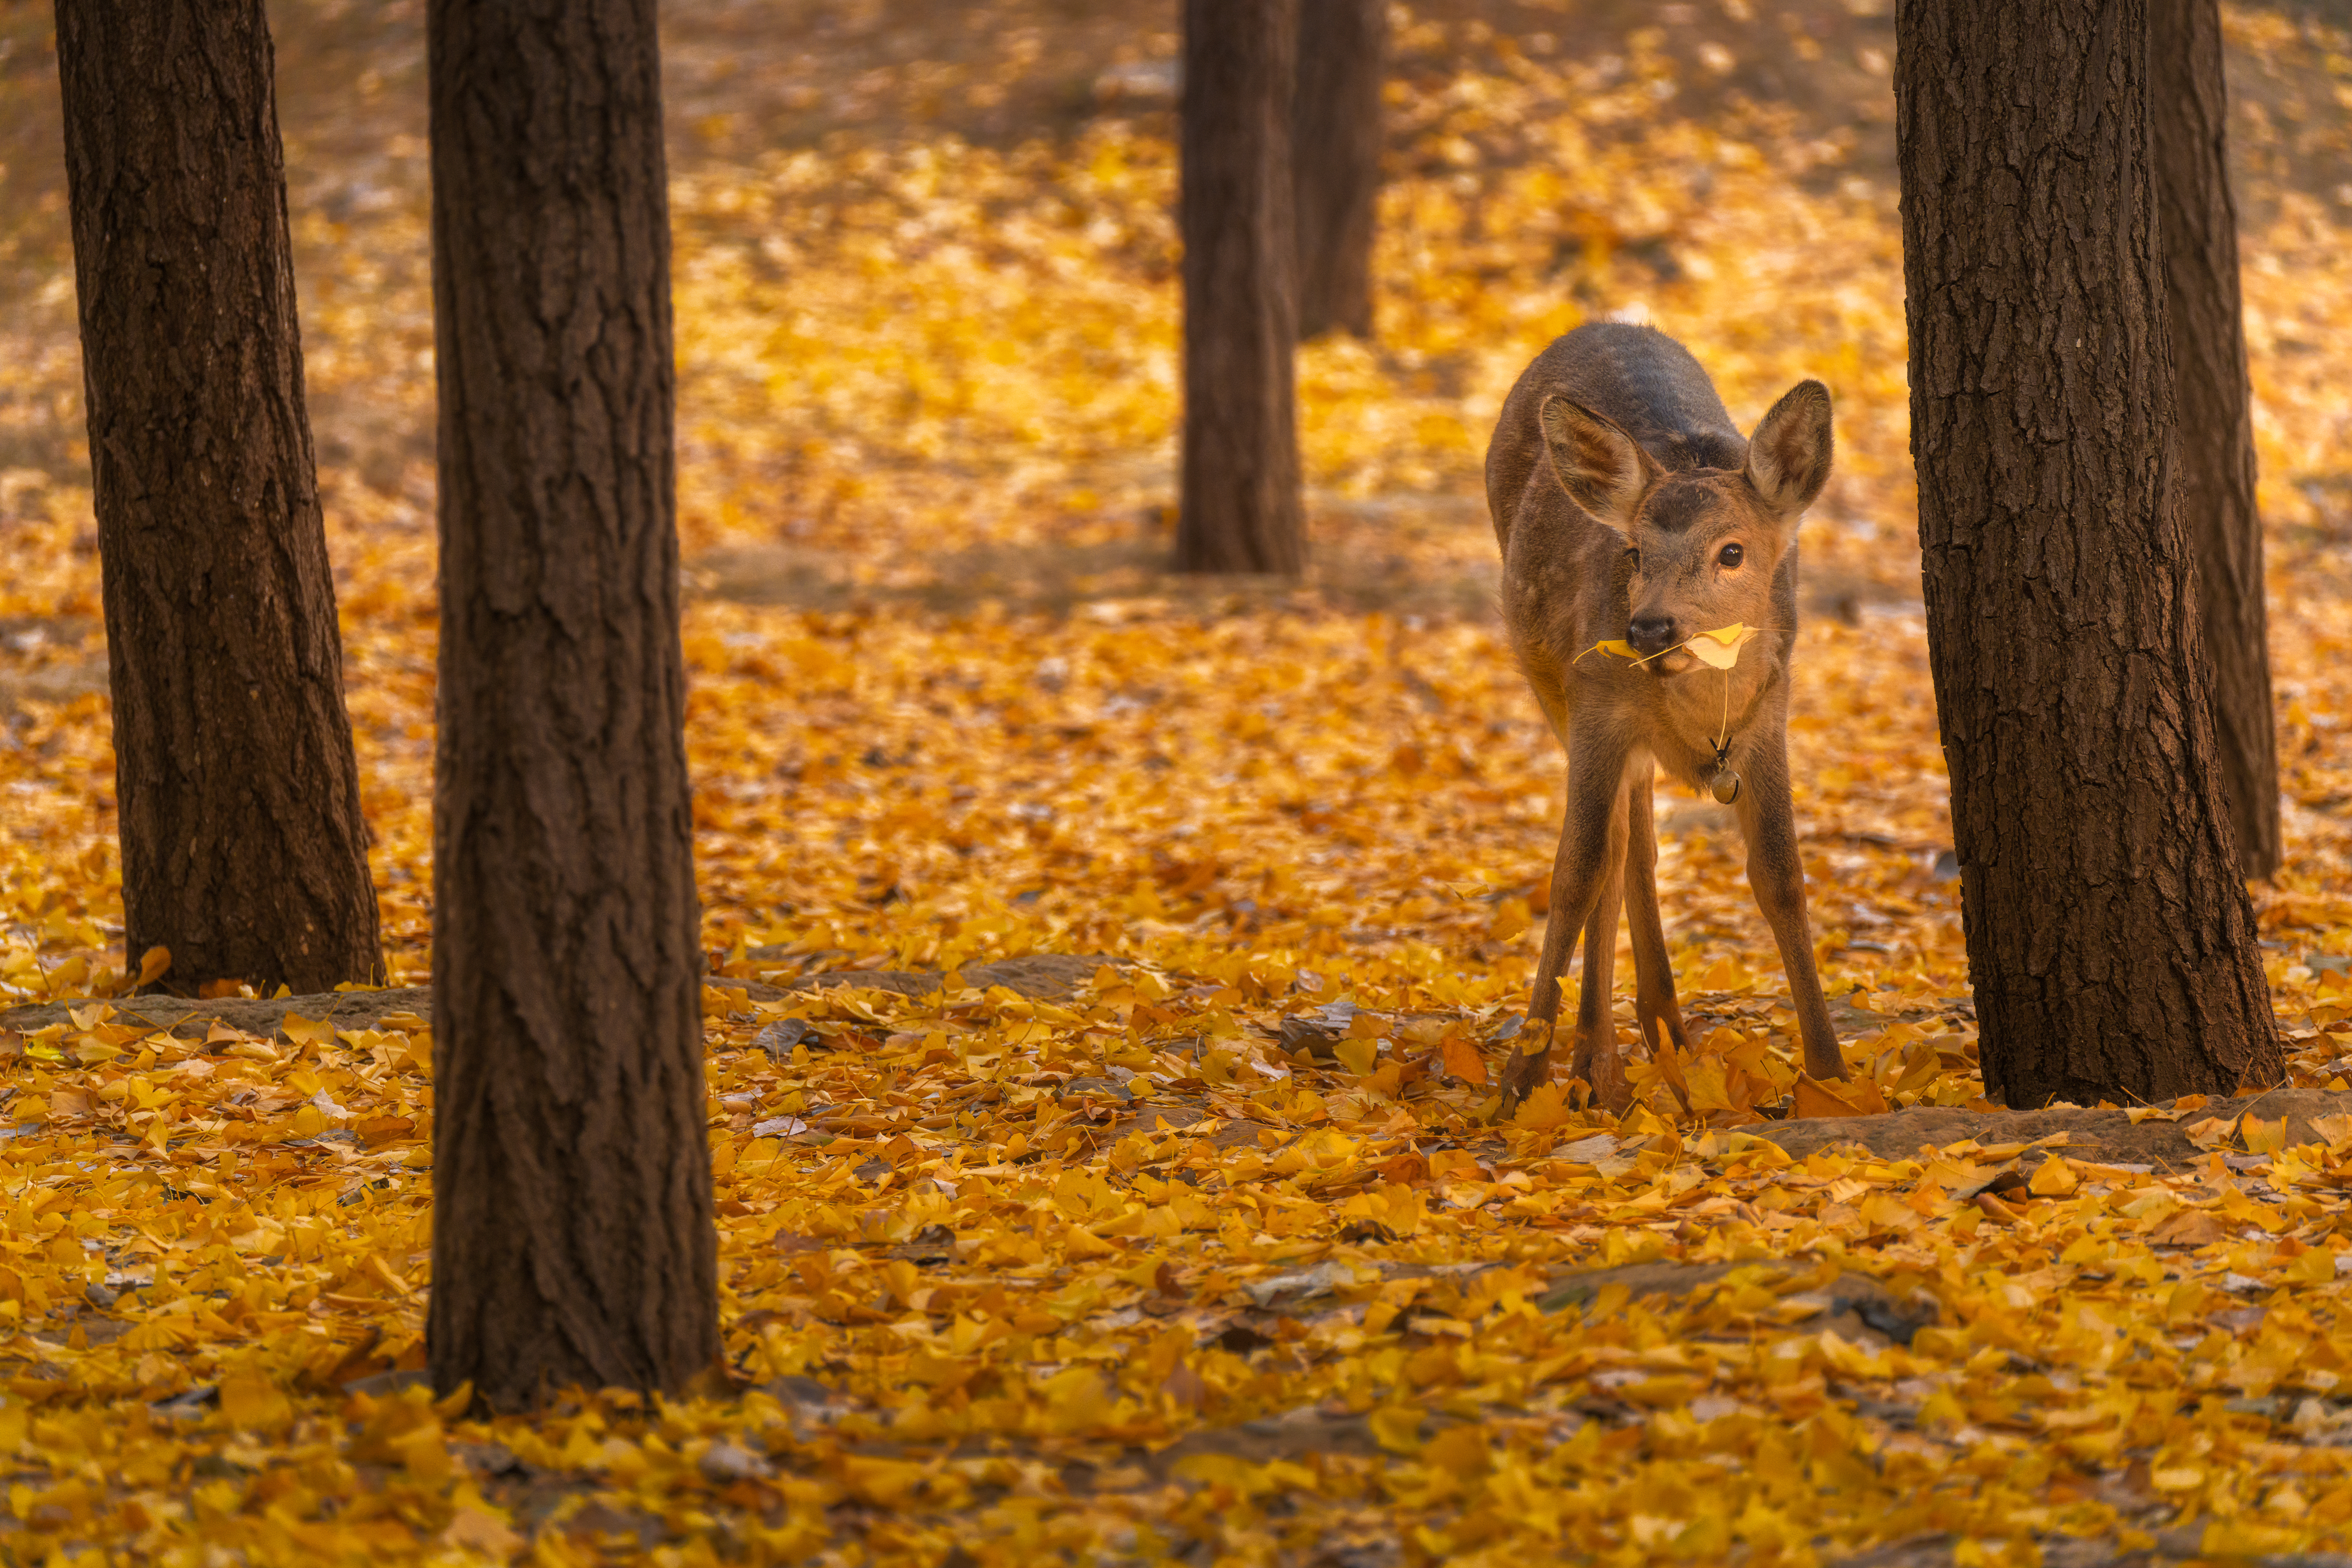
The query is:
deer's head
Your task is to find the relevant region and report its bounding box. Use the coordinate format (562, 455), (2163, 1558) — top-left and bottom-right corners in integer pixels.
(1538, 381), (1833, 673)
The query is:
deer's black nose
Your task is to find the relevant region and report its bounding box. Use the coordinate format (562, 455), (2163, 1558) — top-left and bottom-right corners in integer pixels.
(1627, 613), (1679, 655)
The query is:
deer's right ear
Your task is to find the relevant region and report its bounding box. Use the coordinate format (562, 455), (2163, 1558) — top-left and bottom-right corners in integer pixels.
(1538, 396), (1651, 531)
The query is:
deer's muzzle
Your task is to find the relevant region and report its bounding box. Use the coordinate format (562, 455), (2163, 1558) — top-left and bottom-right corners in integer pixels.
(1627, 612), (1679, 656)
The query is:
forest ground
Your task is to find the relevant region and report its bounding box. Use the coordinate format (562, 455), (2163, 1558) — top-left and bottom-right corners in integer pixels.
(4, 2), (2352, 1564)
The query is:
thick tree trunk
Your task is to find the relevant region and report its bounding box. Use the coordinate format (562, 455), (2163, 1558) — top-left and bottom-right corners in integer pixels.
(1292, 0), (1385, 340)
(425, 0), (716, 1409)
(2153, 0), (2279, 879)
(54, 0), (382, 998)
(1896, 0), (2282, 1107)
(1177, 0), (1306, 575)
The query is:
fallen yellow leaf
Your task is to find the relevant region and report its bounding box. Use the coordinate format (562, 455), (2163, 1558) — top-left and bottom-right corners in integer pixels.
(2027, 1157), (2078, 1197)
(1439, 1032), (1488, 1086)
(1793, 1075), (1890, 1118)
(438, 1508), (523, 1560)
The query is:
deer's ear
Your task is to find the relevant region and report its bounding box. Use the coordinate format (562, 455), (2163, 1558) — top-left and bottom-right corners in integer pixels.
(1538, 396), (1652, 530)
(1746, 380), (1833, 517)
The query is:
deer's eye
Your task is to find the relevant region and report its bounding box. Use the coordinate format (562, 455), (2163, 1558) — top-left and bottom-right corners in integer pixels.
(1626, 547), (1641, 571)
(1718, 542), (1745, 568)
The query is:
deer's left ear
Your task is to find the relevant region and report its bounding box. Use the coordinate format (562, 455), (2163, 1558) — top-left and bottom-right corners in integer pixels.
(1745, 380), (1833, 517)
(1538, 394), (1655, 534)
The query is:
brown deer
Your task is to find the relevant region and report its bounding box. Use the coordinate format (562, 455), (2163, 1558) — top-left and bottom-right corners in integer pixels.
(1486, 322), (1848, 1112)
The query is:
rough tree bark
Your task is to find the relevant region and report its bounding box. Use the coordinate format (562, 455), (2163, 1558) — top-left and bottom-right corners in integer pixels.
(2153, 0), (2279, 879)
(1177, 0), (1306, 575)
(53, 0), (383, 997)
(1292, 0), (1385, 339)
(1895, 0), (2282, 1107)
(426, 0), (716, 1409)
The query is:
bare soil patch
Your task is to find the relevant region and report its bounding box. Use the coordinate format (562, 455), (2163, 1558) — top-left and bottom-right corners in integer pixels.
(1755, 1086), (2351, 1170)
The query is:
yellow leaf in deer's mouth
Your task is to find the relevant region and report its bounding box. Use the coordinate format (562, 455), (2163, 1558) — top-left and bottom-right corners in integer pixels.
(1686, 623), (1762, 669)
(1576, 639), (1643, 663)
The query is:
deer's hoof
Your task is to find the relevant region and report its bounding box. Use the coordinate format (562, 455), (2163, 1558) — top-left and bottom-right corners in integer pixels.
(1497, 1040), (1552, 1110)
(1578, 1038), (1634, 1115)
(1803, 1043), (1850, 1083)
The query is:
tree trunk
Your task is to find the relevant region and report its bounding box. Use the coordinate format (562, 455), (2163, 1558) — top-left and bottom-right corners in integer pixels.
(425, 0), (716, 1409)
(1293, 0), (1384, 340)
(53, 0), (382, 998)
(1896, 0), (2282, 1108)
(2153, 0), (2279, 879)
(1177, 0), (1306, 575)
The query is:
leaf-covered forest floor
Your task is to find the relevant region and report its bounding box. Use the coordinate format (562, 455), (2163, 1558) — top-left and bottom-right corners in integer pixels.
(5, 1), (2352, 1563)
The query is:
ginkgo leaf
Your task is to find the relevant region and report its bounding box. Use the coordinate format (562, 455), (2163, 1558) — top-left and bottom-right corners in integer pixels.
(1439, 1032), (1488, 1085)
(2027, 1155), (2078, 1197)
(1685, 622), (1762, 669)
(440, 1509), (525, 1559)
(280, 1013), (336, 1049)
(1575, 638), (1643, 663)
(1792, 1074), (1890, 1118)
(1370, 1405), (1425, 1454)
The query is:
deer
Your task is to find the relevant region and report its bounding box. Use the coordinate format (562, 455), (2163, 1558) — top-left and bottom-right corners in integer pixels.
(1485, 322), (1848, 1113)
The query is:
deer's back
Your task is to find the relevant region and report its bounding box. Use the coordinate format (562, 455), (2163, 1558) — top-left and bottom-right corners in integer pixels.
(1486, 323), (1747, 556)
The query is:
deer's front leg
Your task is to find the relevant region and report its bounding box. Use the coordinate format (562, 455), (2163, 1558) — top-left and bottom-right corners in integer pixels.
(1731, 743), (1845, 1082)
(1502, 742), (1629, 1111)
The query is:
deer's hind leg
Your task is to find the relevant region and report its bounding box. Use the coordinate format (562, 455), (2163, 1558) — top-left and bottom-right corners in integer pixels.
(1566, 777), (1632, 1112)
(1622, 765), (1691, 1060)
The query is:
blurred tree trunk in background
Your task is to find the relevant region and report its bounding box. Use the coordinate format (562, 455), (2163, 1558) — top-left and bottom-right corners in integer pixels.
(1178, 0), (1305, 575)
(1895, 0), (2283, 1107)
(2154, 0), (2279, 878)
(1293, 0), (1385, 339)
(426, 0), (716, 1410)
(54, 0), (383, 998)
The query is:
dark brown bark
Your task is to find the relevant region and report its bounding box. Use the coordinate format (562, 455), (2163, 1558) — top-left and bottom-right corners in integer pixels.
(2153, 0), (2279, 879)
(1177, 0), (1306, 575)
(1292, 0), (1385, 340)
(1896, 0), (2282, 1107)
(425, 0), (716, 1409)
(53, 0), (382, 998)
